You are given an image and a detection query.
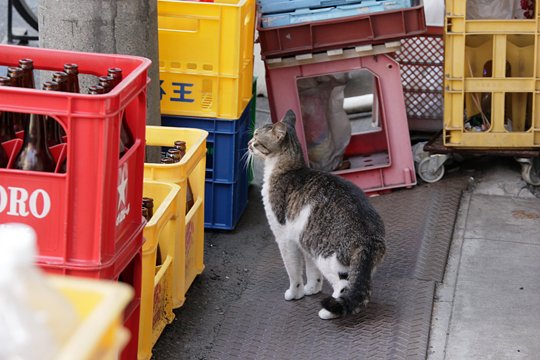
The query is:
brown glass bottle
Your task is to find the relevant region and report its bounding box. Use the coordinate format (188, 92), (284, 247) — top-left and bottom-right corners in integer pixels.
(64, 64), (80, 93)
(107, 68), (135, 152)
(0, 77), (10, 167)
(42, 81), (63, 147)
(160, 157), (175, 164)
(98, 75), (132, 157)
(173, 140), (194, 213)
(13, 82), (57, 172)
(51, 72), (69, 142)
(6, 67), (25, 132)
(0, 76), (16, 143)
(142, 206), (150, 222)
(167, 148), (182, 162)
(18, 59), (35, 89)
(174, 140), (186, 157)
(52, 71), (69, 92)
(142, 197), (154, 219)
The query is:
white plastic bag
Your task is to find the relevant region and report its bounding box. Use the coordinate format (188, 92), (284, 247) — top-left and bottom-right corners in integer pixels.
(298, 74), (351, 172)
(0, 224), (80, 360)
(466, 0), (521, 19)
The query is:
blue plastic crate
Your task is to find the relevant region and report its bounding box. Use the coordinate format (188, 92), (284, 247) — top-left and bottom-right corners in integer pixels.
(258, 0), (364, 15)
(162, 99), (253, 230)
(261, 0), (413, 28)
(162, 100), (252, 183)
(204, 170), (249, 230)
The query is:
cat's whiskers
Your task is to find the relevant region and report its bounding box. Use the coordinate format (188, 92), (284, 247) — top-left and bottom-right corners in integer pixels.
(241, 148), (254, 173)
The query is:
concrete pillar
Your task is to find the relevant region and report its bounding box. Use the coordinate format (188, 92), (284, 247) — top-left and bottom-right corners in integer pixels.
(37, 0), (161, 130)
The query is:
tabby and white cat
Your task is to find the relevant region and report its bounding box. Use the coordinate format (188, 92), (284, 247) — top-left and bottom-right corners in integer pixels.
(248, 110), (386, 319)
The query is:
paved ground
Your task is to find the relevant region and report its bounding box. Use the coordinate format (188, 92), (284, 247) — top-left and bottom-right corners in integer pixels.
(150, 97), (540, 360)
(428, 158), (540, 360)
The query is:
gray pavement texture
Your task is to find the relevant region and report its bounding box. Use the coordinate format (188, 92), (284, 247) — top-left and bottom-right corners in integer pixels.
(151, 97), (540, 360)
(2, 4), (540, 359)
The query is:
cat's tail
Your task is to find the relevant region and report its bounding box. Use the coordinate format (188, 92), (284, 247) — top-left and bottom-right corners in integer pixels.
(320, 244), (385, 319)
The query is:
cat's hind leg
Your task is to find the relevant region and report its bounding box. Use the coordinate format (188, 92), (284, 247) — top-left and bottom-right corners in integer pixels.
(303, 253), (323, 296)
(277, 239), (305, 301)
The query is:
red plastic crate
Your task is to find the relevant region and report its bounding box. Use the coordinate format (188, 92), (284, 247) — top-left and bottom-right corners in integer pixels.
(392, 26), (444, 132)
(257, 4), (426, 59)
(0, 44), (150, 267)
(265, 53), (416, 193)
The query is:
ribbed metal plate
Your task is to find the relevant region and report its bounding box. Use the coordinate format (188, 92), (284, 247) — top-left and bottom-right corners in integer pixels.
(152, 177), (467, 360)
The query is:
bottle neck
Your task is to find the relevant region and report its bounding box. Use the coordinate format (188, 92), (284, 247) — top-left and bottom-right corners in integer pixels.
(24, 113), (48, 148)
(0, 111), (15, 142)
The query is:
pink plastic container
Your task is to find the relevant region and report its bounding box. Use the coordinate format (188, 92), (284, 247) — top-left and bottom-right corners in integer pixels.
(265, 53), (416, 193)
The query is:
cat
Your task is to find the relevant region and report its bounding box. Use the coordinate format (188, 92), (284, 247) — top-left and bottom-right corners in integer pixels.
(248, 110), (386, 319)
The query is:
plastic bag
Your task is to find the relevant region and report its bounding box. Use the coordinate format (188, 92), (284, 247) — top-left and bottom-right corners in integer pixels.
(0, 223), (80, 360)
(466, 0), (529, 19)
(298, 74), (351, 172)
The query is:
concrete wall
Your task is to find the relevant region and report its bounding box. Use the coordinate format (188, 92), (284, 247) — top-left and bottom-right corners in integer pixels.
(37, 0), (161, 130)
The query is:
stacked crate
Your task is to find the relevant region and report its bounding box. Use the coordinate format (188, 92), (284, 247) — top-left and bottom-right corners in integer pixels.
(140, 126), (208, 360)
(258, 0), (427, 193)
(444, 1), (540, 149)
(0, 44), (150, 360)
(158, 0), (256, 230)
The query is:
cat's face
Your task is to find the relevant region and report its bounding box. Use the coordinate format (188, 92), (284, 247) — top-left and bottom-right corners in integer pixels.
(248, 123), (287, 159)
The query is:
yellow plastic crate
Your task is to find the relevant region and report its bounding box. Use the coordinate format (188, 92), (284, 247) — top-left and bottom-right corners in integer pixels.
(158, 0), (255, 119)
(50, 276), (133, 360)
(444, 1), (540, 148)
(144, 126), (208, 309)
(138, 181), (181, 360)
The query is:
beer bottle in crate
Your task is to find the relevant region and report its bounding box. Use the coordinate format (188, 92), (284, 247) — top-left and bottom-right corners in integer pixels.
(18, 59), (35, 89)
(169, 140), (194, 214)
(98, 75), (133, 157)
(41, 81), (63, 148)
(0, 77), (9, 166)
(88, 85), (104, 95)
(107, 68), (135, 152)
(142, 197), (154, 219)
(0, 76), (16, 142)
(13, 82), (58, 173)
(166, 148), (182, 162)
(63, 63), (80, 93)
(52, 71), (69, 92)
(51, 72), (69, 142)
(6, 67), (25, 132)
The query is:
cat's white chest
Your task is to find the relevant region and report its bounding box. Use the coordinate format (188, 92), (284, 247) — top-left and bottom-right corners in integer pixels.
(261, 158), (280, 233)
(261, 158), (311, 242)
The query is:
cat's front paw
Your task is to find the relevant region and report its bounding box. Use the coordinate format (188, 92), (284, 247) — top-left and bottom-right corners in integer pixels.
(284, 286), (304, 301)
(304, 281), (323, 296)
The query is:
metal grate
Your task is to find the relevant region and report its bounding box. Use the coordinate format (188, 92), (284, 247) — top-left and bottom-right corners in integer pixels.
(393, 27), (444, 133)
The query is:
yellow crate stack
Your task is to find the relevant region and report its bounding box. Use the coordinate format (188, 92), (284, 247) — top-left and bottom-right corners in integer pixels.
(140, 126), (207, 359)
(50, 276), (133, 360)
(158, 0), (256, 119)
(139, 181), (181, 360)
(144, 126), (208, 307)
(444, 0), (540, 148)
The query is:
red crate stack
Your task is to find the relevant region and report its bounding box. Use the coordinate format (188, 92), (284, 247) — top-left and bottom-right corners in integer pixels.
(257, 1), (424, 193)
(0, 43), (150, 359)
(0, 44), (149, 267)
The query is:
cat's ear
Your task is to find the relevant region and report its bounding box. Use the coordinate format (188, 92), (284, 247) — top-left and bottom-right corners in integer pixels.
(281, 110), (296, 128)
(272, 122), (287, 141)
